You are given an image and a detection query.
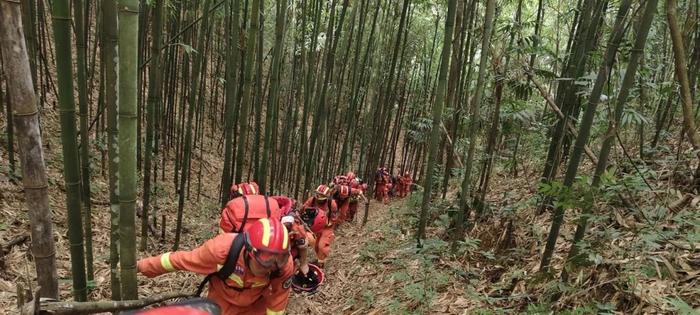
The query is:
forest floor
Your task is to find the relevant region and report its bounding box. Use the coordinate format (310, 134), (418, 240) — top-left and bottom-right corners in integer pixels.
(1, 107), (699, 314)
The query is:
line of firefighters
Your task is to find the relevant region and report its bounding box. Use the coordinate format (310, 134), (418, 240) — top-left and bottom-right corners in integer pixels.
(136, 168), (413, 315)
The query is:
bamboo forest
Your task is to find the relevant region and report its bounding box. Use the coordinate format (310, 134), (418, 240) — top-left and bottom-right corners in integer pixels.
(1, 0), (700, 313)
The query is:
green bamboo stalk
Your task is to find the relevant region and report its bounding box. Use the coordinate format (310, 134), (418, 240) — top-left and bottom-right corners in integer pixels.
(417, 0), (457, 241)
(220, 0), (242, 206)
(452, 0), (496, 250)
(540, 0), (633, 273)
(51, 0), (88, 302)
(73, 0), (94, 283)
(118, 0), (140, 299)
(174, 0), (213, 250)
(234, 0), (260, 184)
(259, 0), (288, 192)
(142, 0), (164, 252)
(102, 0), (121, 301)
(564, 0), (657, 278)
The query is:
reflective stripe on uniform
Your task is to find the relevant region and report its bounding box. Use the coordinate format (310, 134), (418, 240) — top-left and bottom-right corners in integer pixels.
(160, 252), (175, 272)
(216, 264), (245, 287)
(266, 309), (285, 315)
(282, 225), (289, 249)
(261, 218), (271, 246)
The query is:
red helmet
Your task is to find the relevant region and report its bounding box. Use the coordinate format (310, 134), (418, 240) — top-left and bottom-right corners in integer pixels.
(337, 185), (351, 198)
(301, 207), (327, 233)
(272, 195), (295, 216)
(231, 181), (260, 196)
(346, 171), (356, 180)
(313, 184), (331, 200)
(245, 218), (290, 269)
(292, 263), (325, 293)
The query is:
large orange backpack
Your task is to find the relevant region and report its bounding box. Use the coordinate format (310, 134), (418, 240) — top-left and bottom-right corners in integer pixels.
(219, 195), (281, 233)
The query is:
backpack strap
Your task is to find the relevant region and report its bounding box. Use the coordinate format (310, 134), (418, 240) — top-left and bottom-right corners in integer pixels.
(238, 195), (250, 233)
(194, 233), (247, 297)
(264, 195), (271, 218)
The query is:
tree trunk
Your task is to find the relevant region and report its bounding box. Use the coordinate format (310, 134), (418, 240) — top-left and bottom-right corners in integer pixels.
(101, 0), (121, 300)
(667, 0), (700, 153)
(540, 0), (632, 273)
(417, 0), (458, 242)
(564, 0), (657, 279)
(452, 0), (496, 249)
(259, 0), (289, 192)
(234, 0), (260, 184)
(175, 0), (214, 250)
(73, 0), (94, 283)
(220, 0), (242, 206)
(142, 0), (164, 251)
(117, 0), (140, 299)
(51, 0), (88, 301)
(0, 1), (59, 299)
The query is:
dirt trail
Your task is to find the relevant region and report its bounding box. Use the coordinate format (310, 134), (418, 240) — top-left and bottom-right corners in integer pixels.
(286, 199), (395, 314)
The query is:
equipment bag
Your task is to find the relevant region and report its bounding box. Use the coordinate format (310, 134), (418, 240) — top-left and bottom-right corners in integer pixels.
(219, 195), (281, 233)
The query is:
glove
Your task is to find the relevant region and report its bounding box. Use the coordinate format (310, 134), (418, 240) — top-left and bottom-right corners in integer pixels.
(137, 259), (163, 278)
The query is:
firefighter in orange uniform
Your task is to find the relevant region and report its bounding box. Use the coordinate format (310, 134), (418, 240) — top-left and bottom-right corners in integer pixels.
(399, 171), (413, 197)
(347, 172), (368, 222)
(301, 185), (338, 267)
(332, 185), (366, 223)
(374, 167), (391, 204)
(137, 219), (294, 315)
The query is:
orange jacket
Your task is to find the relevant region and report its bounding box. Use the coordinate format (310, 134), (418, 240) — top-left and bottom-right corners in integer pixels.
(137, 233), (293, 315)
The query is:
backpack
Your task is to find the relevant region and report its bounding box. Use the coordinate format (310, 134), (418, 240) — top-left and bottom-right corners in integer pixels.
(219, 195), (282, 233)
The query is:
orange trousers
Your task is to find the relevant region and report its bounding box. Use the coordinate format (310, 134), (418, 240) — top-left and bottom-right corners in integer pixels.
(375, 184), (388, 202)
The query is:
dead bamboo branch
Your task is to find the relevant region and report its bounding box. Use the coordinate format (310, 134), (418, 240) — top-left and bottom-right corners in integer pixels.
(525, 69), (599, 165)
(440, 122), (464, 167)
(22, 291), (191, 314)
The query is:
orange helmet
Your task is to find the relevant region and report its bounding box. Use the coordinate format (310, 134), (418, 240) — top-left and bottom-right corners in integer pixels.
(245, 218), (290, 269)
(231, 181), (260, 197)
(301, 207), (327, 233)
(313, 184), (331, 200)
(346, 171), (356, 180)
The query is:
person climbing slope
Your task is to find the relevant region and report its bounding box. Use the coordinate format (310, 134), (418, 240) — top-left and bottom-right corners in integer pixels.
(301, 185), (339, 268)
(347, 172), (368, 222)
(332, 184), (366, 224)
(137, 218), (294, 315)
(398, 171), (413, 197)
(374, 167), (391, 204)
(302, 184), (339, 224)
